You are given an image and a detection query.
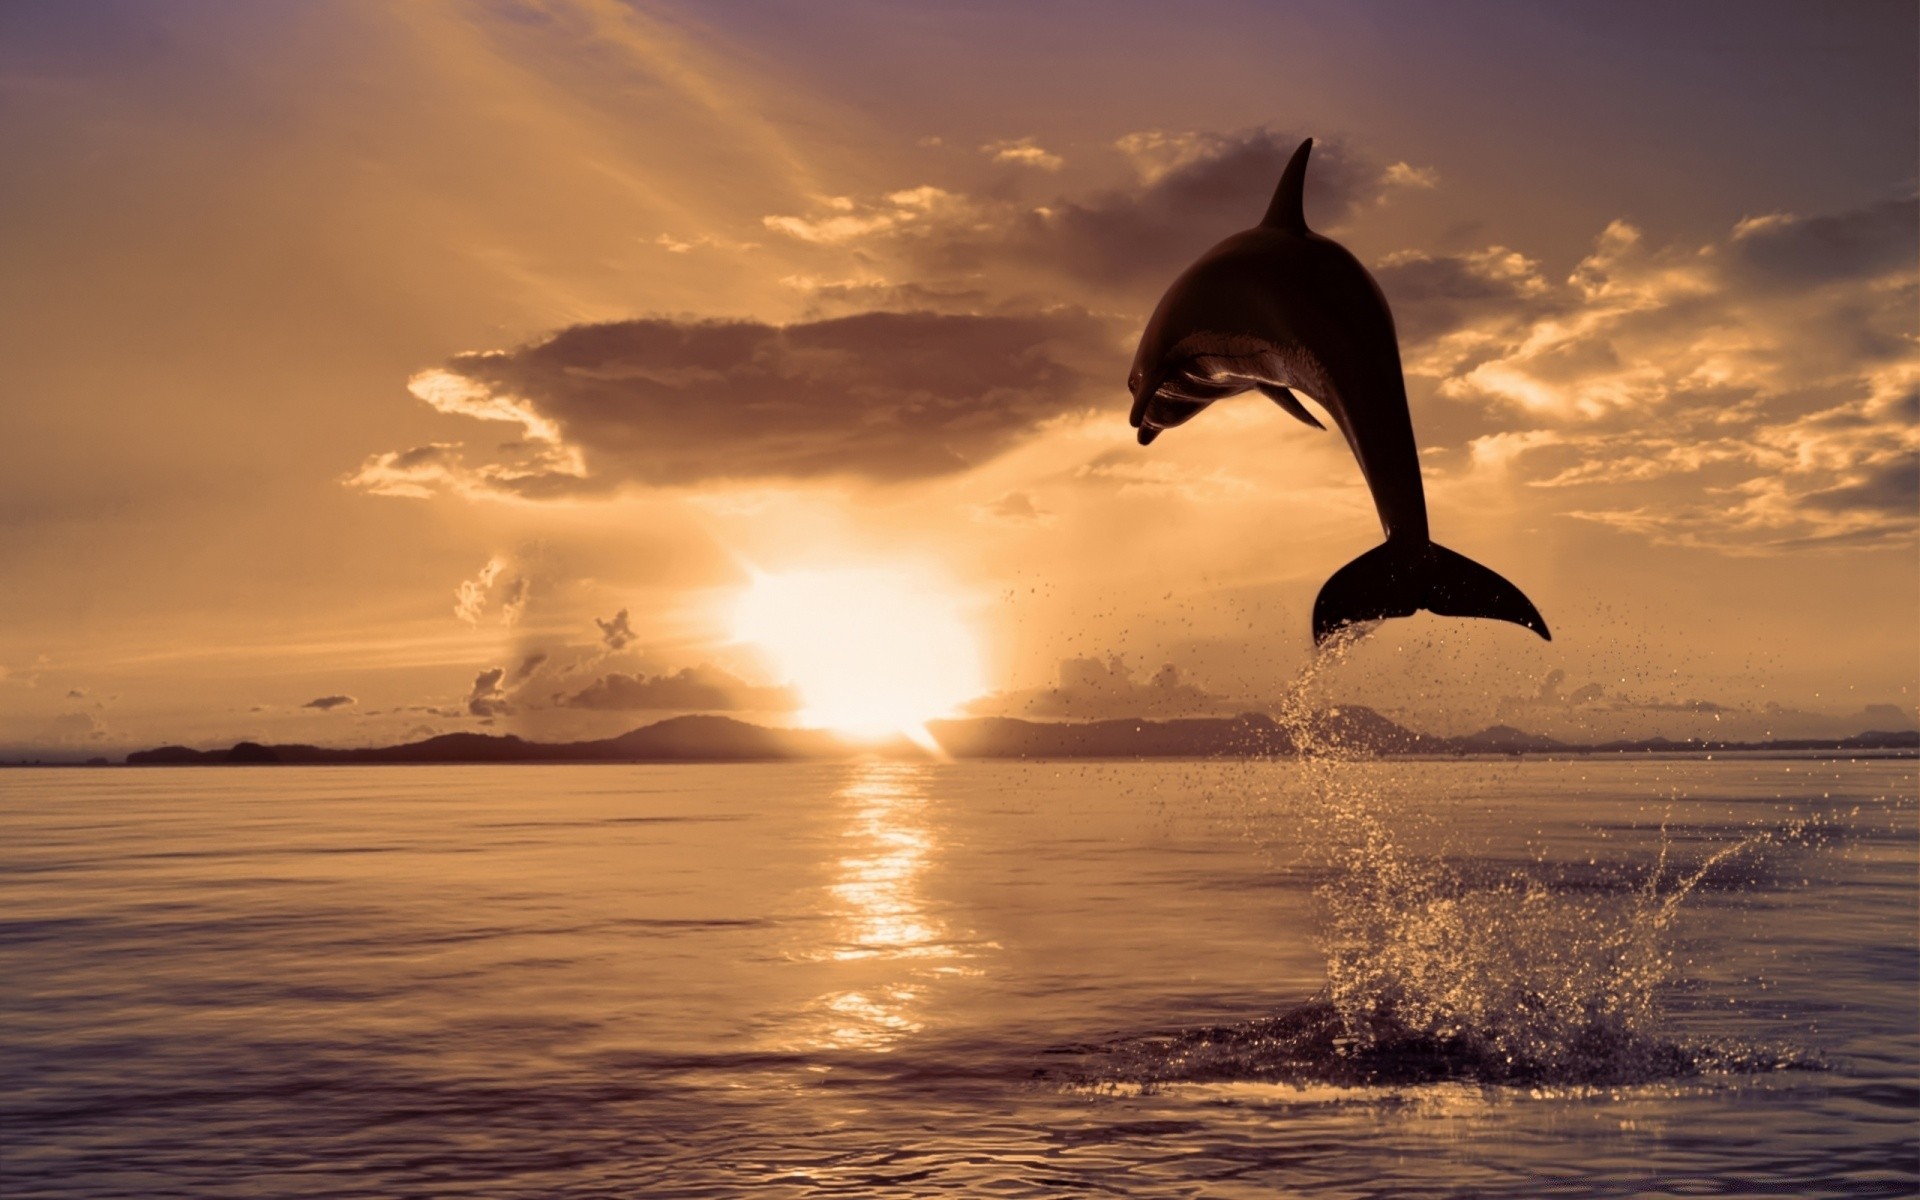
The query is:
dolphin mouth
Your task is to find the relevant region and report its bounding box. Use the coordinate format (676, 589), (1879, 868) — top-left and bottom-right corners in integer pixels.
(1132, 390), (1216, 445)
(1130, 363), (1247, 444)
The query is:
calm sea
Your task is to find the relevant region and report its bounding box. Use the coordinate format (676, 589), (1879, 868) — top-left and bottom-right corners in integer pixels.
(2, 756), (1914, 1198)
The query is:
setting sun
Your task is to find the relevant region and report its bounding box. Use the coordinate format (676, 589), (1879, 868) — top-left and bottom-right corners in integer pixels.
(730, 567), (985, 741)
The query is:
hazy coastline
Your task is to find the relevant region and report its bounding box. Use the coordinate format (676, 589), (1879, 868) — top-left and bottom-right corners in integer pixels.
(5, 709), (1913, 767)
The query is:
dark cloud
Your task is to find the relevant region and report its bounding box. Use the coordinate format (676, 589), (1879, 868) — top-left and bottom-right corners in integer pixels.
(508, 652), (549, 685)
(795, 279), (991, 319)
(773, 129), (1377, 295)
(1801, 454), (1919, 514)
(1725, 197), (1920, 287)
(557, 665), (798, 713)
(360, 128), (1392, 503)
(301, 694), (356, 711)
(1373, 247), (1559, 347)
(371, 309), (1116, 497)
(596, 608), (636, 651)
(992, 130), (1374, 288)
(466, 667), (508, 718)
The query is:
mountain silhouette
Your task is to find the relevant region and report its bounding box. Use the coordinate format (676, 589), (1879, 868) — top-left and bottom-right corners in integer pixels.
(109, 709), (1917, 766)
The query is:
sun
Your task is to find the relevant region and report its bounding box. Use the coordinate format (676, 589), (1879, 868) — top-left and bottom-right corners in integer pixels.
(730, 567), (985, 743)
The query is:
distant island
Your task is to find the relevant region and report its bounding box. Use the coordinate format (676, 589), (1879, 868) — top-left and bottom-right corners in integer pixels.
(18, 708), (1910, 767)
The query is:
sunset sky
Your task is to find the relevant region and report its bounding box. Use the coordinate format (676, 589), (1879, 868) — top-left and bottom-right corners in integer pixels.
(2, 0), (1915, 755)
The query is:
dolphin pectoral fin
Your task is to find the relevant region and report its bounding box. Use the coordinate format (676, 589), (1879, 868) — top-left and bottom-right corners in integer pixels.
(1312, 541), (1550, 645)
(1137, 425), (1161, 446)
(1259, 384), (1326, 430)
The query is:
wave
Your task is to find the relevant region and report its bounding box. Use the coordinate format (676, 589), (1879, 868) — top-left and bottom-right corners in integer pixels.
(1047, 999), (1821, 1091)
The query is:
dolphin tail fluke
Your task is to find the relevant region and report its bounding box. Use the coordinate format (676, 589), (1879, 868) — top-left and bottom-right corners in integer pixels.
(1312, 540), (1551, 645)
(1422, 543), (1551, 640)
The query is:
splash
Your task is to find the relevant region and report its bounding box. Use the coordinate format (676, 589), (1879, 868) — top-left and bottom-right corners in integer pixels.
(1065, 632), (1827, 1090)
(1305, 819), (1822, 1086)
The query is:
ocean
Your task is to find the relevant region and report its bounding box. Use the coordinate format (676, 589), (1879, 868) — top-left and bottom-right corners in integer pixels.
(2, 755), (1914, 1197)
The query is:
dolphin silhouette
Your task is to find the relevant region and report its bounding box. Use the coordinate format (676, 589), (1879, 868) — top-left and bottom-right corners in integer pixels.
(1127, 137), (1550, 645)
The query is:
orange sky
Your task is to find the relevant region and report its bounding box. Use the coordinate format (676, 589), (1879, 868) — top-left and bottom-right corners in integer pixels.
(2, 0), (1915, 754)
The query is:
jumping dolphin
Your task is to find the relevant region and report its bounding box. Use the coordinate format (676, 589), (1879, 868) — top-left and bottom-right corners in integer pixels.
(1127, 137), (1550, 645)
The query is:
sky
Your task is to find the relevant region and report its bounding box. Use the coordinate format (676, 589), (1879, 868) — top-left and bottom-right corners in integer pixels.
(1, 0), (1915, 756)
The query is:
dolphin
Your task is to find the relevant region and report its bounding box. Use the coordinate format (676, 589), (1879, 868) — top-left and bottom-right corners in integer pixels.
(1127, 137), (1550, 646)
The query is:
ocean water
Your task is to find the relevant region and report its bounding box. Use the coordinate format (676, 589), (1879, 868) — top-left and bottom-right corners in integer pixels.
(1, 755), (1914, 1198)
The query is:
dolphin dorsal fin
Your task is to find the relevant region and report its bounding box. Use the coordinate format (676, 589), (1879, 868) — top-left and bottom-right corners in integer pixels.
(1260, 137), (1314, 233)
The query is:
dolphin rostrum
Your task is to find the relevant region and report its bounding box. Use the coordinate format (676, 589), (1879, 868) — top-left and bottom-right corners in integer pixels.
(1127, 137), (1550, 646)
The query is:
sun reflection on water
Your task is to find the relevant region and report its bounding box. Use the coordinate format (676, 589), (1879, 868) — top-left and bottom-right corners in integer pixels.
(795, 761), (982, 1051)
(830, 769), (945, 961)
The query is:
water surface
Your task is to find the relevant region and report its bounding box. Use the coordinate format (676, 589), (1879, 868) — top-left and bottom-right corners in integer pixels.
(2, 757), (1914, 1197)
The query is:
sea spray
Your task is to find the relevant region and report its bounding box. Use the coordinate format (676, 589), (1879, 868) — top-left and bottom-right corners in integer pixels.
(1067, 634), (1825, 1089)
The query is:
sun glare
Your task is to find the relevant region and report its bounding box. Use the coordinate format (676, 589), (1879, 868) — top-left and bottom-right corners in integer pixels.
(731, 567), (984, 743)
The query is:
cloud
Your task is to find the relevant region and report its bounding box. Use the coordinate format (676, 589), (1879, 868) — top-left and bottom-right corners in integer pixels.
(455, 558), (505, 624)
(466, 667), (509, 718)
(1404, 200), (1916, 418)
(652, 231), (758, 255)
(595, 609), (636, 651)
(1003, 129), (1371, 286)
(1382, 161), (1440, 189)
(301, 694), (356, 711)
(1076, 449), (1257, 502)
(982, 137), (1063, 170)
(972, 490), (1050, 525)
(1493, 669), (1919, 741)
(498, 576), (529, 627)
(343, 443), (465, 500)
(781, 276), (989, 319)
(40, 711), (107, 744)
(1474, 360), (1920, 552)
(1725, 197), (1919, 287)
(356, 309), (1117, 498)
(1801, 454), (1918, 513)
(1402, 199), (1920, 552)
(356, 127), (1397, 506)
(976, 655), (1235, 719)
(452, 557), (531, 623)
(558, 665), (798, 713)
(1375, 246), (1558, 350)
(508, 652), (549, 685)
(762, 186), (977, 244)
(1496, 669), (1720, 723)
(764, 127), (1379, 291)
